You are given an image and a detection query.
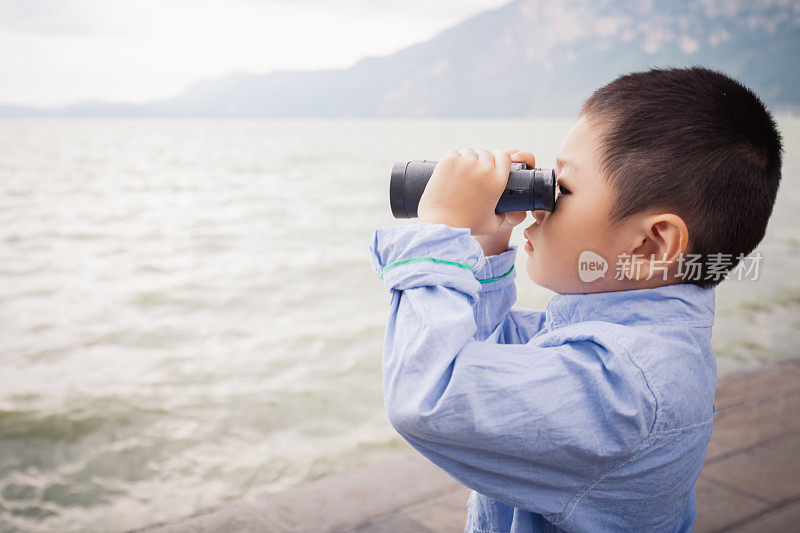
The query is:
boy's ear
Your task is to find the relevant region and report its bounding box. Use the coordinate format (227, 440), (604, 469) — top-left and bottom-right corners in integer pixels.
(625, 213), (689, 281)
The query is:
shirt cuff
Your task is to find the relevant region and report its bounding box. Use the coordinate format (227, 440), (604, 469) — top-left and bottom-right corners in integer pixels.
(370, 223), (487, 301)
(474, 245), (517, 293)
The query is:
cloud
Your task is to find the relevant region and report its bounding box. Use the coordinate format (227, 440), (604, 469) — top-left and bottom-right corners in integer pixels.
(0, 0), (123, 35)
(0, 0), (512, 106)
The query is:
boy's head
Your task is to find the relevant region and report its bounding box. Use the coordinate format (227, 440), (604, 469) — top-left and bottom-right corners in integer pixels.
(523, 66), (783, 294)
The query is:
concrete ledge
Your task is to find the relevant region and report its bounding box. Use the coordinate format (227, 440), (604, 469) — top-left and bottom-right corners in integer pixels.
(135, 357), (800, 533)
(131, 453), (465, 533)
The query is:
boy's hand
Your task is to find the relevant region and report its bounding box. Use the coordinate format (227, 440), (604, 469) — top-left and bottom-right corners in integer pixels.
(418, 148), (517, 236)
(471, 149), (535, 255)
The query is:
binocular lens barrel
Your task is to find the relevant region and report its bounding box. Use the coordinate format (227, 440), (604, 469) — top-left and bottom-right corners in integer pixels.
(390, 160), (556, 219)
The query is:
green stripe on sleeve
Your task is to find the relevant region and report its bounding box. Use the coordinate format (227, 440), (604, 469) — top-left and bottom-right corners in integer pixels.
(380, 257), (474, 279)
(477, 264), (514, 284)
(379, 256), (514, 284)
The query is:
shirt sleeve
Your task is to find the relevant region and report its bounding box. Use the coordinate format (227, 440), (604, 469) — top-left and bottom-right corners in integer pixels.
(472, 244), (546, 343)
(369, 222), (657, 521)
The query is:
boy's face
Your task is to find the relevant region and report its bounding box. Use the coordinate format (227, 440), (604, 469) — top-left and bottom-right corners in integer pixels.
(523, 115), (641, 294)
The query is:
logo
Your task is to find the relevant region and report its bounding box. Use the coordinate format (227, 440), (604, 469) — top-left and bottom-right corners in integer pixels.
(578, 250), (608, 282)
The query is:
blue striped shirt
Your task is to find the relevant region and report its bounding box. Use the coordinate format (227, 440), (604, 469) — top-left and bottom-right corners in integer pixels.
(369, 222), (717, 532)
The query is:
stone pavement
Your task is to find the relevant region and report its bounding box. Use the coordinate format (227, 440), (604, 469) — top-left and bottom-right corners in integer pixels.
(136, 357), (800, 533)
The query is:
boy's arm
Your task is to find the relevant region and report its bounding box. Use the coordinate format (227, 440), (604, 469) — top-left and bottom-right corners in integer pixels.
(370, 222), (656, 520)
(472, 244), (546, 343)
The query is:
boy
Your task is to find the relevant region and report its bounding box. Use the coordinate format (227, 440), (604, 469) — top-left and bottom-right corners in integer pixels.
(368, 66), (782, 532)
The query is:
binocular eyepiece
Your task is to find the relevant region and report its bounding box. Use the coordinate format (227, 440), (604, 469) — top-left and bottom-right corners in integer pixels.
(390, 160), (556, 219)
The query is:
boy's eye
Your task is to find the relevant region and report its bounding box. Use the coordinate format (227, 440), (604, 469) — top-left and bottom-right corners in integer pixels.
(556, 183), (571, 197)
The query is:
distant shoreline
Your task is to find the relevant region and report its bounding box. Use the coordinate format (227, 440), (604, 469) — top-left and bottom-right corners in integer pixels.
(1, 109), (799, 120)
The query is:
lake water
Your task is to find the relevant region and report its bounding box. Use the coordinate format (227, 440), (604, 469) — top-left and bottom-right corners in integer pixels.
(0, 118), (798, 532)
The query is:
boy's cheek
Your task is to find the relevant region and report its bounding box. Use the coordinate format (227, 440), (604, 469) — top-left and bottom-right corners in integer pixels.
(526, 253), (576, 292)
(531, 241), (584, 286)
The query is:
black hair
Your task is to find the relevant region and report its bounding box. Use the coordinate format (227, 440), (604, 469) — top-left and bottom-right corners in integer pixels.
(579, 66), (783, 288)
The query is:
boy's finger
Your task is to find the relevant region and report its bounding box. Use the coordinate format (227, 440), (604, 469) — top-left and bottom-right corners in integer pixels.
(492, 150), (512, 180)
(508, 211), (527, 225)
(459, 147), (478, 160)
(441, 149), (460, 164)
(498, 211), (527, 231)
(477, 149), (495, 167)
(510, 151), (536, 167)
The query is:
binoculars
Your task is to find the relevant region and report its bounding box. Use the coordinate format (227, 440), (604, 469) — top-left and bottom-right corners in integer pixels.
(390, 160), (556, 219)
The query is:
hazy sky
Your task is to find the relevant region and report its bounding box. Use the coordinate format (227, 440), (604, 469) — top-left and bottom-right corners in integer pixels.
(0, 0), (511, 107)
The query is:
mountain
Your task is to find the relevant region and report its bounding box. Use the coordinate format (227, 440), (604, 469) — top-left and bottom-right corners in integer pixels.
(3, 0), (799, 118)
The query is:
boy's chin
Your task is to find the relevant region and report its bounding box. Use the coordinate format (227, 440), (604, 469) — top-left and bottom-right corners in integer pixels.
(526, 267), (559, 292)
(526, 268), (586, 294)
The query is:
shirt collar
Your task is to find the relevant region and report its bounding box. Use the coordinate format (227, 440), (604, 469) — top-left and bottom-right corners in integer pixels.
(543, 283), (715, 329)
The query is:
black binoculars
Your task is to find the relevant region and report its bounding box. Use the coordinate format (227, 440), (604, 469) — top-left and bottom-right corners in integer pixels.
(390, 160), (556, 219)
